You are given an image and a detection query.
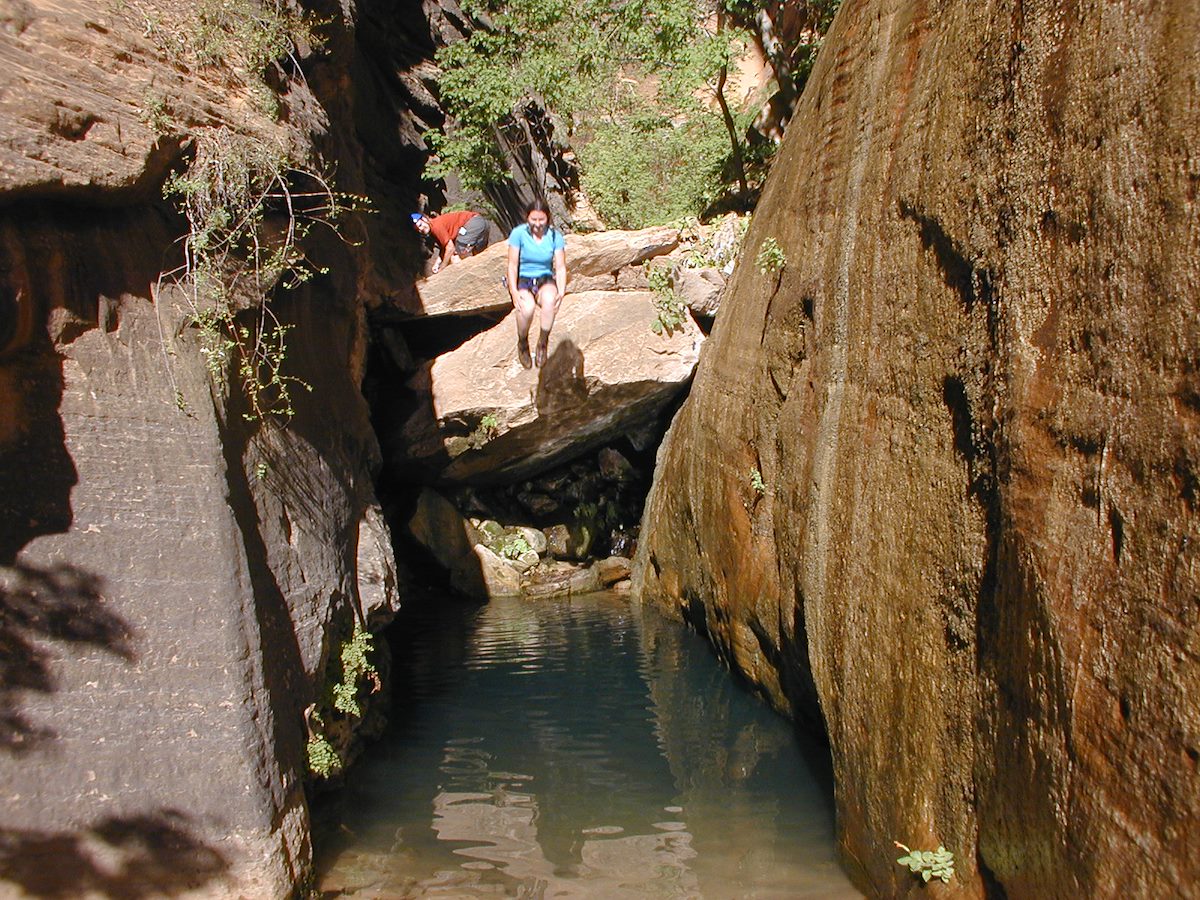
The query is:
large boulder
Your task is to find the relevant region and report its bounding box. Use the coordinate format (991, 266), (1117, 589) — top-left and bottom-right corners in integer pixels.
(671, 266), (725, 318)
(392, 290), (703, 484)
(634, 0), (1199, 897)
(521, 560), (602, 598)
(402, 227), (681, 318)
(568, 226), (680, 277)
(405, 241), (512, 318)
(405, 488), (524, 599)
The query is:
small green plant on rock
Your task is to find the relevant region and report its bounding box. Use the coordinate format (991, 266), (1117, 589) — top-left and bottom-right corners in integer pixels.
(647, 264), (688, 336)
(330, 623), (375, 718)
(305, 619), (380, 780)
(306, 730), (340, 778)
(139, 90), (173, 136)
(468, 413), (500, 449)
(116, 0), (330, 119)
(749, 467), (767, 497)
(496, 532), (533, 560)
(756, 237), (787, 277)
(678, 213), (750, 273)
(165, 127), (366, 422)
(895, 842), (955, 884)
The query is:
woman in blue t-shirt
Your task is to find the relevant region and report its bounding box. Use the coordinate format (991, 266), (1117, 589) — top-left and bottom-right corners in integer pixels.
(506, 199), (567, 368)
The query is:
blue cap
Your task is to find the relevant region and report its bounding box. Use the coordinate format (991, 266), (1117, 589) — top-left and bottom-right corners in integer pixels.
(410, 213), (424, 224)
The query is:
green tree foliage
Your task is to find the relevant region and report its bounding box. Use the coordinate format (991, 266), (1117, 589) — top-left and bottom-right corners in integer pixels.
(428, 0), (765, 226)
(789, 0), (843, 91)
(578, 111), (731, 228)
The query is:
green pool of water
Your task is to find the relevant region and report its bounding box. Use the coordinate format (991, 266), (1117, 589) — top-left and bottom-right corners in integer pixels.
(312, 592), (859, 899)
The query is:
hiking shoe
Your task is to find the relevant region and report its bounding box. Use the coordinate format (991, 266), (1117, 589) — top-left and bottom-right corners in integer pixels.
(535, 332), (549, 368)
(517, 338), (532, 369)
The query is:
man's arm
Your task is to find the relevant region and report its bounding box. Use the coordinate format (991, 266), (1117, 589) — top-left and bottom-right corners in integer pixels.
(428, 214), (463, 272)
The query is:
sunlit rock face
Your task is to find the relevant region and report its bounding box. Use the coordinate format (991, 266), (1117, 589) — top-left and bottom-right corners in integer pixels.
(394, 290), (704, 484)
(635, 0), (1199, 896)
(0, 0), (214, 196)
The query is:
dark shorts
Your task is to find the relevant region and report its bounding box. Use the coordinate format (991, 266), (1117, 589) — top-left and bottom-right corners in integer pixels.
(516, 275), (555, 293)
(453, 216), (491, 256)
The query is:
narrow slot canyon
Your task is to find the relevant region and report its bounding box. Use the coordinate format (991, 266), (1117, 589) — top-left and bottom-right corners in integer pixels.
(1, 0), (1197, 898)
(303, 254), (856, 892)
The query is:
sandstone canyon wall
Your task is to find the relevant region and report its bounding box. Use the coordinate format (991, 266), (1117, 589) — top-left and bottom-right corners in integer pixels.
(0, 1), (451, 894)
(635, 0), (1199, 897)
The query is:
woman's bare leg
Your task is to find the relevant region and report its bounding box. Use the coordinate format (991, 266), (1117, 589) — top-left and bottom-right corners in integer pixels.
(534, 282), (562, 367)
(513, 289), (536, 368)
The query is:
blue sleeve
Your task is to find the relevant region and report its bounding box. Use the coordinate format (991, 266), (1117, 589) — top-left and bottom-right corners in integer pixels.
(507, 225), (525, 247)
(554, 229), (565, 252)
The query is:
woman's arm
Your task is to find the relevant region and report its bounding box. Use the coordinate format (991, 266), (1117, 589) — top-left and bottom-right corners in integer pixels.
(507, 243), (521, 301)
(553, 248), (567, 298)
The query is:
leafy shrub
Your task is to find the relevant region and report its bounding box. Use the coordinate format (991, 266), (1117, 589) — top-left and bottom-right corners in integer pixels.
(646, 264), (689, 336)
(578, 110), (730, 229)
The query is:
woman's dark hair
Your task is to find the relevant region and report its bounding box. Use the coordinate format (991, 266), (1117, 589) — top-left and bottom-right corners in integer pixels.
(522, 198), (552, 221)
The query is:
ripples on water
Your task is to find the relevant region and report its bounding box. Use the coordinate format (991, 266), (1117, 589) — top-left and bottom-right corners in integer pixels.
(312, 592), (860, 899)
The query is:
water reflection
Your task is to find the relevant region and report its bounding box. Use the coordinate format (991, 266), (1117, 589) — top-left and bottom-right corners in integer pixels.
(312, 593), (858, 898)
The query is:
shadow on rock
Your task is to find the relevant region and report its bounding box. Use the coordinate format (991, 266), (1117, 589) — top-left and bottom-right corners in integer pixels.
(0, 315), (77, 565)
(535, 338), (587, 416)
(0, 562), (135, 754)
(0, 809), (231, 899)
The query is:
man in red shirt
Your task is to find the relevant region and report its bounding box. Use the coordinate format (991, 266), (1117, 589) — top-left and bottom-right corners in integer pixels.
(412, 210), (493, 273)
